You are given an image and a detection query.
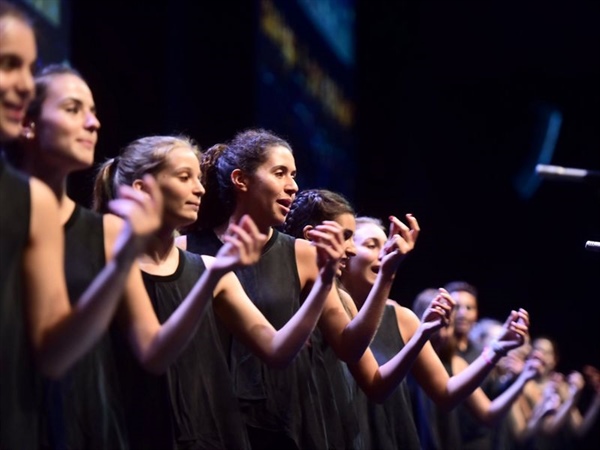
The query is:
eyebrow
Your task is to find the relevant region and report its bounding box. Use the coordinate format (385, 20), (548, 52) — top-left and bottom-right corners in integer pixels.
(61, 97), (97, 114)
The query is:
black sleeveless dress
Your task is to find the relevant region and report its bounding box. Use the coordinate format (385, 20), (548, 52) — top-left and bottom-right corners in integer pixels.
(409, 358), (462, 450)
(457, 340), (493, 450)
(115, 249), (251, 450)
(187, 228), (329, 450)
(0, 160), (41, 450)
(366, 304), (422, 450)
(42, 205), (129, 449)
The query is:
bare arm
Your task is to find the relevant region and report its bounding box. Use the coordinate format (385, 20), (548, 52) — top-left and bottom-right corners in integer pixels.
(118, 215), (268, 374)
(462, 354), (542, 426)
(213, 221), (343, 368)
(315, 214), (420, 363)
(414, 309), (530, 411)
(23, 177), (161, 378)
(346, 294), (454, 403)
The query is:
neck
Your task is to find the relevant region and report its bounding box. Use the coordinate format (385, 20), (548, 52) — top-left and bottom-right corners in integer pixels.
(21, 155), (74, 224)
(216, 213), (274, 242)
(142, 227), (177, 263)
(341, 278), (371, 310)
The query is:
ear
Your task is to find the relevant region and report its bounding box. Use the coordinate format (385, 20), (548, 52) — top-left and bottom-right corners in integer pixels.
(21, 122), (36, 140)
(132, 178), (147, 192)
(231, 168), (249, 192)
(302, 224), (315, 241)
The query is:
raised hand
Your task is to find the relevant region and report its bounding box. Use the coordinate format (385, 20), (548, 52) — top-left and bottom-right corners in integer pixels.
(567, 370), (585, 394)
(379, 214), (420, 277)
(419, 287), (456, 335)
(306, 220), (345, 283)
(212, 214), (268, 272)
(491, 308), (530, 355)
(108, 174), (163, 239)
(521, 353), (544, 381)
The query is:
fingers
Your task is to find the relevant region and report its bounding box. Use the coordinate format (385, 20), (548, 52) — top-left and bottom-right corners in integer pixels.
(383, 214), (420, 257)
(306, 221), (345, 268)
(219, 215), (268, 266)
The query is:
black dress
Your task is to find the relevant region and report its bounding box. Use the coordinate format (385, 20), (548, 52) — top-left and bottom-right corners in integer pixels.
(0, 160), (41, 450)
(311, 323), (365, 449)
(42, 205), (129, 450)
(457, 339), (492, 450)
(115, 249), (251, 450)
(409, 359), (462, 450)
(366, 304), (422, 450)
(187, 228), (329, 450)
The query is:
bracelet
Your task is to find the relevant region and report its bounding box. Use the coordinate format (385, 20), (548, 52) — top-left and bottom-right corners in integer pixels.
(490, 340), (507, 357)
(482, 346), (496, 366)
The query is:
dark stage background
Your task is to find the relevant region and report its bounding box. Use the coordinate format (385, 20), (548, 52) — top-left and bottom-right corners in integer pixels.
(22, 0), (600, 444)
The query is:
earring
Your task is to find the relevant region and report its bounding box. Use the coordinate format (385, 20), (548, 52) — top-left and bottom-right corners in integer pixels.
(22, 122), (35, 139)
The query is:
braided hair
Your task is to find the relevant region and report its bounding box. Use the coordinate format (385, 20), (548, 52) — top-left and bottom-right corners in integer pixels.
(281, 189), (355, 238)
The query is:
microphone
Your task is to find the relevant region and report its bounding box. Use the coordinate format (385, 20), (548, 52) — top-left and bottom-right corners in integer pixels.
(585, 241), (600, 252)
(536, 164), (600, 185)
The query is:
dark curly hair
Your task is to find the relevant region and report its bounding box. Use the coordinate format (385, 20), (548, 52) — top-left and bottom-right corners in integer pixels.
(281, 189), (355, 238)
(193, 128), (292, 230)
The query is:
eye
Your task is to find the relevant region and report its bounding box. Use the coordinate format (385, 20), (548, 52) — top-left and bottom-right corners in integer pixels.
(65, 105), (81, 114)
(343, 230), (353, 241)
(178, 174), (190, 181)
(0, 55), (21, 70)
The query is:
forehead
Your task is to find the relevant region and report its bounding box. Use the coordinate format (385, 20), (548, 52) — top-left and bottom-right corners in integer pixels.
(45, 74), (93, 102)
(333, 212), (356, 231)
(354, 222), (386, 241)
(0, 16), (36, 63)
(451, 290), (477, 306)
(533, 338), (554, 353)
(164, 146), (200, 168)
(261, 145), (295, 168)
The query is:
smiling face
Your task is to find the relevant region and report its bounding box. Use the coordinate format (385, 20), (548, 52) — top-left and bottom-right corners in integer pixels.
(239, 145), (298, 229)
(532, 337), (557, 375)
(342, 221), (386, 290)
(0, 15), (36, 141)
(450, 289), (478, 337)
(29, 73), (100, 174)
(154, 146), (204, 229)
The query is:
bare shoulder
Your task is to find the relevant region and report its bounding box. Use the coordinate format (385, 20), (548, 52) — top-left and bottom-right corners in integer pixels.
(29, 176), (58, 210)
(200, 254), (216, 266)
(294, 237), (317, 285)
(294, 237), (315, 258)
(28, 178), (59, 236)
(387, 299), (420, 342)
(102, 212), (126, 237)
(102, 213), (126, 257)
(388, 299), (419, 323)
(452, 354), (469, 374)
(175, 234), (187, 251)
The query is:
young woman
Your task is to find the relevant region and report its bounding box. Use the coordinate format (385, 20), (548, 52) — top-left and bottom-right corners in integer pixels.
(340, 216), (531, 449)
(410, 287), (541, 450)
(516, 337), (600, 450)
(282, 188), (456, 449)
(0, 6), (160, 448)
(94, 134), (345, 449)
(177, 129), (424, 449)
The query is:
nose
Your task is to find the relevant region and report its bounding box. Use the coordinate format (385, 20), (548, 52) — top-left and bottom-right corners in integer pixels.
(85, 112), (101, 131)
(285, 177), (299, 195)
(345, 239), (357, 258)
(194, 178), (205, 197)
(17, 67), (35, 102)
